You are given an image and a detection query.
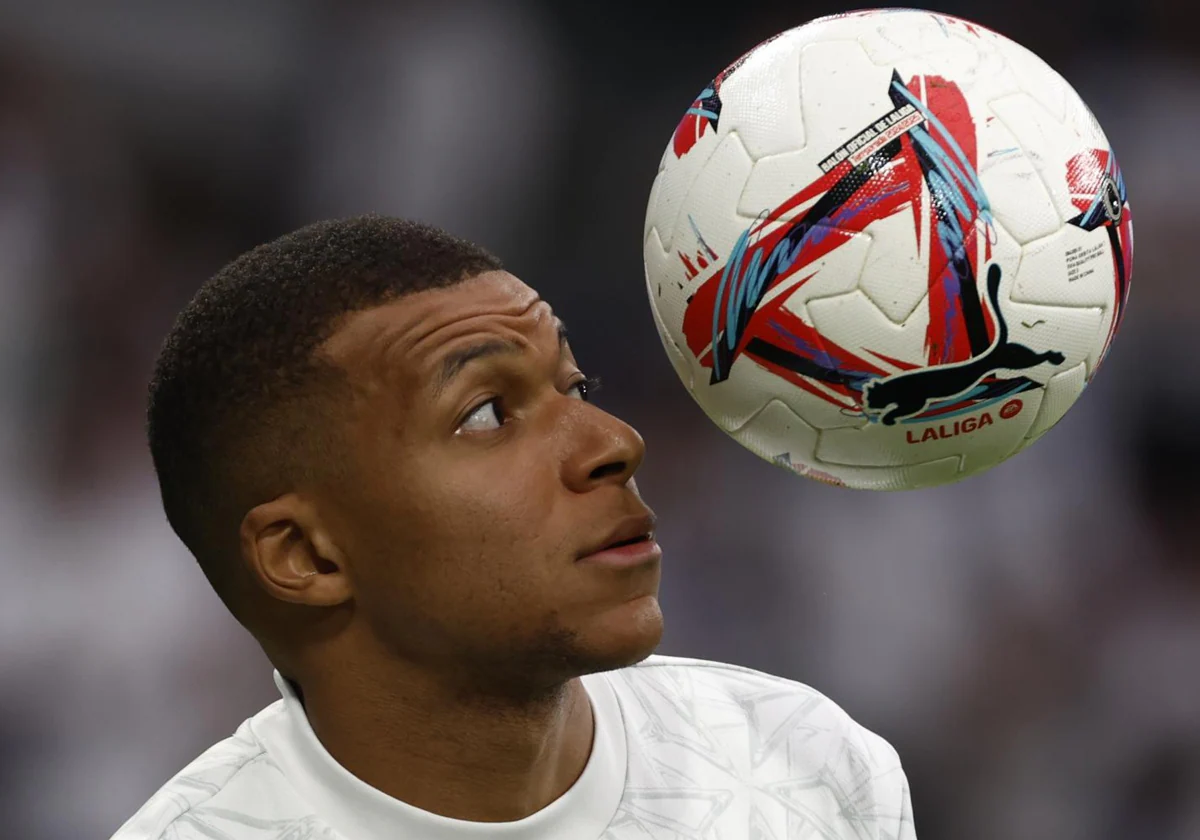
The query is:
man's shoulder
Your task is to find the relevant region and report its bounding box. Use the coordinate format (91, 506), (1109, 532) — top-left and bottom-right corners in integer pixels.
(613, 653), (872, 723)
(109, 704), (324, 840)
(603, 654), (914, 836)
(610, 653), (891, 746)
(617, 651), (837, 692)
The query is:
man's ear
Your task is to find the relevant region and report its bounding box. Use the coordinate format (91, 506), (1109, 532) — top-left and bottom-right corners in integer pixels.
(240, 495), (351, 608)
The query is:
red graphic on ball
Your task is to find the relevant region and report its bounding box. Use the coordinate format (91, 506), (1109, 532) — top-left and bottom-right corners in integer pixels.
(1000, 399), (1023, 420)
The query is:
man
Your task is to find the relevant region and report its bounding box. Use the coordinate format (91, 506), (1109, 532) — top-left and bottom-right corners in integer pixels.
(115, 216), (915, 838)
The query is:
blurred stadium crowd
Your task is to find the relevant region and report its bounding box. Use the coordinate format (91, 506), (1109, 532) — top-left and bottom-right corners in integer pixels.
(0, 1), (1198, 838)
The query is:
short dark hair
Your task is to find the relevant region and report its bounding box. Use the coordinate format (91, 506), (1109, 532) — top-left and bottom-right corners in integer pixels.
(147, 215), (503, 617)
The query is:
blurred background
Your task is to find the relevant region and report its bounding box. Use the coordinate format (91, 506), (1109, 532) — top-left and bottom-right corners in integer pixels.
(0, 0), (1197, 838)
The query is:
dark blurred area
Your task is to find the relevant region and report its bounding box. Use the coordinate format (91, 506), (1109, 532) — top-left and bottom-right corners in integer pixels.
(1, 1), (1198, 838)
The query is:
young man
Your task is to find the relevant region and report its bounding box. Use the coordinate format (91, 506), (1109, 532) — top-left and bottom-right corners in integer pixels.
(115, 216), (916, 838)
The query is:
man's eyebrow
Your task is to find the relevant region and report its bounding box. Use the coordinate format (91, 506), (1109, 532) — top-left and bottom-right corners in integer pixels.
(434, 340), (520, 397)
(432, 318), (571, 398)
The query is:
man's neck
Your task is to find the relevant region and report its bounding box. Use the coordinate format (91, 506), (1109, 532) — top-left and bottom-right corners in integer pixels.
(294, 664), (595, 822)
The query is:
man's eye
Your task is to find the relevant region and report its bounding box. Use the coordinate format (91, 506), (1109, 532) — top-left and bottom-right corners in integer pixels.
(567, 376), (602, 402)
(458, 399), (504, 433)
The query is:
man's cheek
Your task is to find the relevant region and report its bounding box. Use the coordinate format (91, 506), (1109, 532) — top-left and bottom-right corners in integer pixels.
(440, 467), (549, 521)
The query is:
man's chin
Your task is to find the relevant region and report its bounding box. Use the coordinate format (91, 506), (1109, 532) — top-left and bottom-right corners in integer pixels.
(570, 594), (664, 675)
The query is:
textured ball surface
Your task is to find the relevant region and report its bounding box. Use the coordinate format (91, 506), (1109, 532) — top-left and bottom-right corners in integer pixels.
(644, 8), (1133, 490)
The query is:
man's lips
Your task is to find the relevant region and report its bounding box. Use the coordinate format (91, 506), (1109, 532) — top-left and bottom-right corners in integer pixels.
(577, 537), (662, 568)
(576, 512), (660, 567)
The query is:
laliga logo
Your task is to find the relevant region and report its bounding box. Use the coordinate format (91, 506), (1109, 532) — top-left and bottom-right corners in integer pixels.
(905, 399), (1024, 444)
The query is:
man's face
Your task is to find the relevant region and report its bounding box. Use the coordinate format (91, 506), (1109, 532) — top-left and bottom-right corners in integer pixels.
(317, 271), (663, 690)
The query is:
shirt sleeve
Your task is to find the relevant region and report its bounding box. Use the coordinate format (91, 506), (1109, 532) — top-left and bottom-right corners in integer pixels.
(869, 732), (917, 840)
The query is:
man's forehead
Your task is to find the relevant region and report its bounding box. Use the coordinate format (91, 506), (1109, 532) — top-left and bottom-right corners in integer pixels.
(320, 271), (550, 371)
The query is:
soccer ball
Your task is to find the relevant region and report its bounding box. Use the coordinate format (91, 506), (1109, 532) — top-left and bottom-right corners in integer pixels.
(643, 9), (1132, 490)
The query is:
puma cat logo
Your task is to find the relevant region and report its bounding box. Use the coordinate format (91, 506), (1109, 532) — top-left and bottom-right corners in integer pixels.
(862, 264), (1065, 425)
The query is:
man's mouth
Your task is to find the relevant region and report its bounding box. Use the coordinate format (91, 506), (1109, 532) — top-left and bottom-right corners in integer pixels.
(605, 534), (651, 549)
(577, 512), (660, 566)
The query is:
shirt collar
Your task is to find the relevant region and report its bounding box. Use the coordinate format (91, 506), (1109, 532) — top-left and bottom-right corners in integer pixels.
(253, 668), (626, 840)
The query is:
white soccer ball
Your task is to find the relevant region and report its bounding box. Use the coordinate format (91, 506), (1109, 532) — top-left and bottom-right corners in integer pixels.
(643, 8), (1133, 490)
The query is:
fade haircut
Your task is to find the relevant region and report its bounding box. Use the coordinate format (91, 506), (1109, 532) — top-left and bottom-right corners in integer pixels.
(147, 215), (503, 618)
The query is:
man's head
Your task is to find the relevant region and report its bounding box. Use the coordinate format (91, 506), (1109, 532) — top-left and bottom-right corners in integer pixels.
(148, 216), (662, 696)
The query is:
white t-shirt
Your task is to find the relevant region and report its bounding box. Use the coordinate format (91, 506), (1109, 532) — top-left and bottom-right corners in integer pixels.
(111, 654), (915, 839)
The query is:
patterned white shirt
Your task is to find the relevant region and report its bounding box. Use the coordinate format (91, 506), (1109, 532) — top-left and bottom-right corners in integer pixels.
(112, 654), (915, 839)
